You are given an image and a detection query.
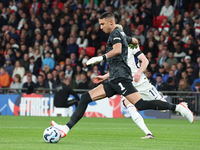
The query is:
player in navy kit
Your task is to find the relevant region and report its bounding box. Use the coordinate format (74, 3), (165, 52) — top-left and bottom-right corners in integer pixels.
(51, 12), (194, 138)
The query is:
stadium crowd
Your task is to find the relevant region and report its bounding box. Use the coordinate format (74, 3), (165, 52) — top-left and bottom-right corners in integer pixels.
(0, 0), (200, 94)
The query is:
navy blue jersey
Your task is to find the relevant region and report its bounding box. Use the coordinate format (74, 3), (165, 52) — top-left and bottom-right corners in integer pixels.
(106, 27), (132, 81)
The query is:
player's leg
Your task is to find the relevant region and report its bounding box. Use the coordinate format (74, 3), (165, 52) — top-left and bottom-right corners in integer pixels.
(51, 84), (112, 137)
(120, 82), (194, 123)
(123, 99), (154, 139)
(65, 99), (79, 107)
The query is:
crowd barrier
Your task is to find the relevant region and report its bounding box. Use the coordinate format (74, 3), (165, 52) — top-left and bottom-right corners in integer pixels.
(0, 88), (172, 119)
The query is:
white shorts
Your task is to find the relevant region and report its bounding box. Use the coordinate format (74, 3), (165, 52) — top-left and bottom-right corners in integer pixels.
(133, 80), (162, 101)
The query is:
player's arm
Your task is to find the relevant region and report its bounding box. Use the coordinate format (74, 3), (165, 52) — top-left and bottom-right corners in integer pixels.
(137, 53), (149, 73)
(87, 33), (122, 65)
(106, 43), (122, 58)
(131, 46), (149, 82)
(126, 36), (138, 45)
(94, 72), (110, 84)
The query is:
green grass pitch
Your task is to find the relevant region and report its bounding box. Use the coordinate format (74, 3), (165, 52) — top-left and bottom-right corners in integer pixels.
(0, 116), (199, 150)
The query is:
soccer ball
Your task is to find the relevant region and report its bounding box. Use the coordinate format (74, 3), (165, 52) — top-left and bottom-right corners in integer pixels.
(43, 126), (61, 143)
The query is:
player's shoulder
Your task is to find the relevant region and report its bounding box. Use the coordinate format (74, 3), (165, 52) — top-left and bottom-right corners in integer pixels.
(111, 28), (126, 37)
(128, 45), (141, 55)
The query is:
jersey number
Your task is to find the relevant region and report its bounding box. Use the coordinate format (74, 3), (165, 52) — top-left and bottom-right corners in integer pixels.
(118, 82), (125, 91)
(149, 88), (157, 96)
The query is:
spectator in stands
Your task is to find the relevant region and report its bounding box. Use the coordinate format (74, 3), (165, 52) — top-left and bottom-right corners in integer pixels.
(76, 30), (88, 49)
(43, 65), (50, 75)
(75, 65), (82, 75)
(22, 75), (36, 94)
(34, 48), (42, 67)
(27, 56), (39, 76)
(178, 78), (191, 92)
(52, 38), (59, 52)
(19, 53), (29, 71)
(144, 40), (159, 58)
(148, 59), (158, 74)
(77, 72), (89, 89)
(155, 74), (166, 91)
(29, 0), (41, 14)
(4, 57), (14, 77)
(10, 74), (23, 93)
(35, 74), (46, 93)
(183, 12), (194, 28)
(169, 17), (176, 35)
(152, 0), (163, 17)
(183, 55), (193, 69)
(125, 0), (135, 15)
(165, 77), (178, 93)
(42, 45), (54, 60)
(0, 67), (10, 88)
(44, 72), (54, 94)
(181, 29), (189, 43)
(181, 70), (192, 86)
(132, 28), (145, 45)
(52, 69), (60, 88)
(65, 65), (74, 79)
(159, 0), (174, 21)
(7, 48), (16, 64)
(70, 53), (78, 69)
(187, 66), (197, 85)
(158, 49), (168, 67)
(12, 60), (25, 79)
(42, 51), (55, 70)
(59, 71), (65, 81)
(191, 70), (200, 91)
(153, 66), (169, 82)
(158, 18), (170, 33)
(146, 70), (156, 86)
(28, 47), (34, 58)
(54, 47), (65, 64)
(22, 71), (37, 84)
(65, 37), (79, 58)
(121, 19), (131, 36)
(88, 32), (101, 51)
(82, 57), (89, 72)
(130, 16), (144, 36)
(0, 10), (7, 30)
(174, 44), (186, 62)
(166, 52), (178, 68)
(194, 17), (200, 39)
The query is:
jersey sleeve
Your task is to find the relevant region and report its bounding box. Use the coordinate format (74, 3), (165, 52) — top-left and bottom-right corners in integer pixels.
(126, 36), (132, 44)
(132, 46), (142, 57)
(111, 31), (122, 45)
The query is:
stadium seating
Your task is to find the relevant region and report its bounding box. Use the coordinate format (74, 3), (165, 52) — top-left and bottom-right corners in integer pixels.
(153, 15), (168, 29)
(101, 42), (107, 47)
(85, 47), (95, 57)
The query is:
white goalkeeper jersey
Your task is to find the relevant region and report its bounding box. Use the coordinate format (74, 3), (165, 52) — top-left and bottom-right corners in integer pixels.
(127, 46), (148, 86)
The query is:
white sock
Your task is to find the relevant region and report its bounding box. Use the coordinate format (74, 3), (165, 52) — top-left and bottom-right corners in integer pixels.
(64, 125), (70, 134)
(127, 104), (152, 135)
(175, 105), (180, 112)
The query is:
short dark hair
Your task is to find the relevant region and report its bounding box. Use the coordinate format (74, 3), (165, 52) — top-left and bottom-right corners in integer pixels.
(99, 12), (114, 19)
(156, 74), (162, 78)
(167, 77), (174, 83)
(29, 56), (35, 60)
(38, 74), (43, 79)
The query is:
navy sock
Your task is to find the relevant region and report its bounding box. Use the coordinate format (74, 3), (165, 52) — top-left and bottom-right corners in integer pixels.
(66, 92), (92, 129)
(135, 99), (176, 111)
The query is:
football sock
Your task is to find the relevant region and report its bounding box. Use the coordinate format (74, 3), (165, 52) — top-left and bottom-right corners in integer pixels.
(135, 99), (176, 111)
(66, 92), (92, 129)
(127, 104), (152, 135)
